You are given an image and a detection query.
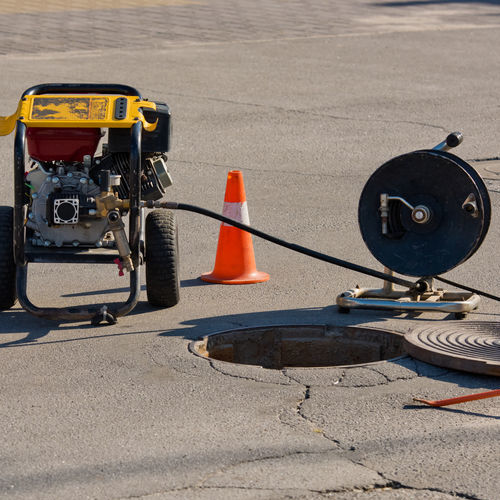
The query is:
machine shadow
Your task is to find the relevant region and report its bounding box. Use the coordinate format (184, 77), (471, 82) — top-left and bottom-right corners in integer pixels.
(0, 308), (62, 347)
(60, 279), (209, 298)
(0, 306), (170, 348)
(0, 299), (491, 354)
(0, 299), (431, 347)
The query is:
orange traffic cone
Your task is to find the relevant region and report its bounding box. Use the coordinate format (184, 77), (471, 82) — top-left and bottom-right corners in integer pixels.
(201, 170), (270, 284)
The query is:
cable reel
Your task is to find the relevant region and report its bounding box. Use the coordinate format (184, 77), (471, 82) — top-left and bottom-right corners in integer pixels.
(338, 133), (492, 317)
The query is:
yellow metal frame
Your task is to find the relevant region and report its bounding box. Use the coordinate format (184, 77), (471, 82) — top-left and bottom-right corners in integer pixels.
(0, 94), (158, 136)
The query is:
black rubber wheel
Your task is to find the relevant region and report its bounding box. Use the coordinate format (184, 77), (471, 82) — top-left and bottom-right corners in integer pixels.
(0, 206), (17, 310)
(145, 210), (180, 308)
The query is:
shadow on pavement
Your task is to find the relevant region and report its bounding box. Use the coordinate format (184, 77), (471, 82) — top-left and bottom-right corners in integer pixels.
(1, 303), (498, 397)
(59, 279), (209, 299)
(0, 297), (486, 348)
(404, 404), (500, 420)
(375, 0), (500, 7)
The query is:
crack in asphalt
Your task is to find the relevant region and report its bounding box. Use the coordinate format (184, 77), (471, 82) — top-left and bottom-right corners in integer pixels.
(361, 363), (422, 384)
(114, 487), (192, 499)
(208, 359), (294, 385)
(283, 383), (479, 500)
(116, 361), (478, 500)
(294, 385), (341, 446)
(173, 154), (500, 192)
(298, 385), (312, 416)
(147, 346), (210, 379)
(191, 357), (473, 497)
(171, 157), (361, 179)
(363, 472), (483, 500)
(144, 88), (449, 133)
(282, 368), (346, 386)
(115, 482), (482, 499)
(280, 367), (300, 385)
(195, 448), (337, 489)
(362, 366), (391, 384)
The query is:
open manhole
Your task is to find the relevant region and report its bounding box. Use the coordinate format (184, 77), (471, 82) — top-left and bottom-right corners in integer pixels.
(190, 325), (406, 369)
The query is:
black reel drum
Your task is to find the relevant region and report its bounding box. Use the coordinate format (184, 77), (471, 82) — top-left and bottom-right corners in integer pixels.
(358, 150), (491, 277)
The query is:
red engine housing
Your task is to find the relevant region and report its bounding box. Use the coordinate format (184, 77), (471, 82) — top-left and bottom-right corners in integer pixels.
(26, 127), (101, 162)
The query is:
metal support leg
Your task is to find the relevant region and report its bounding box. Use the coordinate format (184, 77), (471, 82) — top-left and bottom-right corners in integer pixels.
(336, 268), (480, 317)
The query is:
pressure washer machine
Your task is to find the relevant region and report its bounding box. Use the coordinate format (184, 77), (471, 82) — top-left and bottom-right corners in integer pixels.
(0, 84), (180, 324)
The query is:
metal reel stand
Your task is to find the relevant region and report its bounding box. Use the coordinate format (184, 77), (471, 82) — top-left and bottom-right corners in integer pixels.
(337, 133), (491, 319)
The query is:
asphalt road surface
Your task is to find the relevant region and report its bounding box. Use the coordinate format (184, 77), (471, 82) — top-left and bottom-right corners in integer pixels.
(0, 1), (499, 499)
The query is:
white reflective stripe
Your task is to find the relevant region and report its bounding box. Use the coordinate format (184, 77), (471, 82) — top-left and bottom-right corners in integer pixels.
(222, 201), (250, 227)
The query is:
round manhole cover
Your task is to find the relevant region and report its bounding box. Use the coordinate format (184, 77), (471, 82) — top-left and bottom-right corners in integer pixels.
(404, 322), (500, 376)
(190, 325), (406, 369)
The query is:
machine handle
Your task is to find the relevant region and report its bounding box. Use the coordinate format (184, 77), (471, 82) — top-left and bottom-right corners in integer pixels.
(433, 131), (463, 152)
(22, 83), (143, 99)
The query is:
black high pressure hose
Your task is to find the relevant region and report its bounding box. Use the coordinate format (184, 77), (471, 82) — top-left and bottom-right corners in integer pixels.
(142, 201), (500, 302)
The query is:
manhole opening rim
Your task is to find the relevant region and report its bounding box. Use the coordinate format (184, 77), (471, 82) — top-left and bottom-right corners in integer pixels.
(188, 323), (409, 370)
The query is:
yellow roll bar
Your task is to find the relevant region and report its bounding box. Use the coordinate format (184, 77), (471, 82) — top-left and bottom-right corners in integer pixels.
(0, 94), (158, 136)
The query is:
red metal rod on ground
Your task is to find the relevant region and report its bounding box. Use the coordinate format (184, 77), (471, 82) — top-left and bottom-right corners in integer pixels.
(413, 389), (500, 407)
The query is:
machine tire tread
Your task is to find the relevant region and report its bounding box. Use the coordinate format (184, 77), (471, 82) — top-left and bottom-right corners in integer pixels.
(145, 210), (180, 308)
(0, 206), (17, 310)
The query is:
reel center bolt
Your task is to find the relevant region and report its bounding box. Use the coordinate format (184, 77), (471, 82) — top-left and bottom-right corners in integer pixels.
(411, 205), (431, 224)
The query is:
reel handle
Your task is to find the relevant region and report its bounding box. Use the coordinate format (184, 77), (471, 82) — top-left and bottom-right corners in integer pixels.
(433, 131), (463, 152)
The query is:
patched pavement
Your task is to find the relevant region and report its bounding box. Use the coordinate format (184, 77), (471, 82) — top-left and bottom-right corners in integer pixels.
(1, 0), (500, 54)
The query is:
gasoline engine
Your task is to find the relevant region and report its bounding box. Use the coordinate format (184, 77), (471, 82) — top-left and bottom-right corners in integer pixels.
(23, 98), (173, 274)
(25, 149), (171, 269)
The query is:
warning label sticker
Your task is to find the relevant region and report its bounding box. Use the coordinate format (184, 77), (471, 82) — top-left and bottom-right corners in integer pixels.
(30, 97), (108, 121)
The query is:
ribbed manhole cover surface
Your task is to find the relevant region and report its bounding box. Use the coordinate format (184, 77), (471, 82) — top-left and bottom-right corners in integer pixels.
(404, 322), (500, 376)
